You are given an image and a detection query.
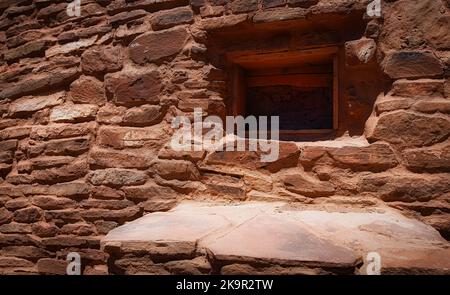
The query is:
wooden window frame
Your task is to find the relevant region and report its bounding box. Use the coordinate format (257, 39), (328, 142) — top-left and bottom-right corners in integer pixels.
(227, 46), (339, 138)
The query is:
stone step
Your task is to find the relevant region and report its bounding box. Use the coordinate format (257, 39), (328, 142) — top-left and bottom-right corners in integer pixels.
(101, 201), (450, 275)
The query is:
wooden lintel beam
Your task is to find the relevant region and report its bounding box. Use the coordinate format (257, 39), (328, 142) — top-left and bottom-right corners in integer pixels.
(247, 74), (331, 88)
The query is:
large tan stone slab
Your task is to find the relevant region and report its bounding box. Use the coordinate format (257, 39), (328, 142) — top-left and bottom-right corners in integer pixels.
(203, 213), (358, 268)
(102, 201), (450, 274)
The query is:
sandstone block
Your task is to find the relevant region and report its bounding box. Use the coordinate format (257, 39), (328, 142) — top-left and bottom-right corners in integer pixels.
(41, 236), (88, 250)
(153, 159), (200, 181)
(0, 246), (51, 262)
(45, 36), (97, 58)
(0, 233), (41, 247)
(253, 7), (307, 23)
(80, 199), (134, 210)
(262, 0), (285, 8)
(345, 38), (376, 66)
(92, 186), (125, 200)
(123, 183), (178, 201)
(383, 51), (444, 79)
(282, 173), (335, 198)
(199, 14), (248, 30)
(8, 92), (64, 116)
(81, 46), (123, 75)
(105, 70), (162, 105)
(0, 68), (79, 100)
(375, 96), (413, 114)
(262, 141), (300, 173)
(58, 248), (108, 264)
(96, 103), (126, 124)
(4, 40), (47, 62)
(205, 150), (263, 171)
(13, 206), (43, 223)
(287, 0), (319, 7)
(50, 104), (98, 123)
(129, 27), (189, 64)
(69, 76), (106, 105)
(110, 9), (148, 26)
(0, 126), (32, 140)
(164, 256), (211, 275)
(60, 223), (96, 236)
(46, 182), (91, 198)
(200, 5), (225, 17)
(368, 111), (450, 148)
(392, 79), (446, 98)
(97, 125), (169, 149)
(44, 210), (83, 224)
(89, 148), (152, 169)
(32, 222), (59, 238)
(30, 122), (96, 140)
(5, 197), (29, 210)
(150, 7), (194, 30)
(123, 105), (164, 126)
(32, 195), (76, 210)
(202, 173), (245, 199)
(30, 156), (89, 184)
(95, 220), (118, 235)
(142, 199), (178, 213)
(0, 208), (12, 225)
(0, 223), (31, 234)
(28, 136), (90, 157)
(0, 257), (34, 269)
(359, 173), (450, 202)
(404, 143), (450, 172)
(411, 99), (450, 114)
(80, 207), (141, 223)
(88, 168), (148, 187)
(328, 143), (398, 172)
(0, 139), (18, 152)
(229, 0), (258, 13)
(37, 258), (68, 275)
(0, 151), (13, 164)
(158, 147), (206, 162)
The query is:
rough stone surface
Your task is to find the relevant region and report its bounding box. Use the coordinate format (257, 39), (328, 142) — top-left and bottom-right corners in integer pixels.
(150, 7), (194, 30)
(345, 38), (376, 66)
(383, 51), (444, 79)
(368, 111), (450, 148)
(105, 70), (162, 105)
(69, 76), (106, 105)
(8, 92), (64, 116)
(81, 46), (123, 75)
(129, 27), (189, 64)
(282, 173), (335, 198)
(88, 169), (148, 187)
(50, 104), (98, 123)
(0, 0), (449, 276)
(403, 143), (450, 172)
(103, 202), (450, 274)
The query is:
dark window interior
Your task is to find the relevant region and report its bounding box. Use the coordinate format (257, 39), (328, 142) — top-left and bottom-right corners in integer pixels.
(246, 86), (333, 130)
(228, 47), (339, 141)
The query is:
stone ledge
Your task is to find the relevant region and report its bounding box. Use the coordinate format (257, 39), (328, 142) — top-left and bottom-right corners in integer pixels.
(102, 201), (450, 275)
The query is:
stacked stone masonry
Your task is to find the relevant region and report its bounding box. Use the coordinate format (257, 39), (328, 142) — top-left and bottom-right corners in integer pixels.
(0, 0), (449, 274)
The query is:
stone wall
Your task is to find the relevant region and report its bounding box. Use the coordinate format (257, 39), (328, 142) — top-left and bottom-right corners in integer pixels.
(0, 0), (449, 274)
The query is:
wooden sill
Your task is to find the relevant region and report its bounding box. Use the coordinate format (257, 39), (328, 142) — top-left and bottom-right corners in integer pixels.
(245, 129), (335, 138)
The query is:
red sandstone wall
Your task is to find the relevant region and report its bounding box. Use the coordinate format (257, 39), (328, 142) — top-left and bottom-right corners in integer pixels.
(0, 0), (449, 274)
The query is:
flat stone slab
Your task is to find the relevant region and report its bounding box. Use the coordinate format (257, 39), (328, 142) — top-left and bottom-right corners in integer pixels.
(102, 201), (450, 274)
